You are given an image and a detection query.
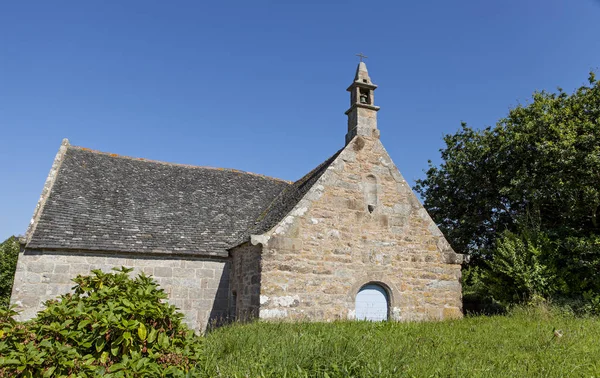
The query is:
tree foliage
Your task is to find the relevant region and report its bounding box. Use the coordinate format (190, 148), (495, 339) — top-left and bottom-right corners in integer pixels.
(415, 72), (600, 305)
(0, 236), (19, 309)
(0, 268), (204, 377)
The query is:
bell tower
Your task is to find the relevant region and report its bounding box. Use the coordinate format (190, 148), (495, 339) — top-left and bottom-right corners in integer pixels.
(345, 59), (380, 145)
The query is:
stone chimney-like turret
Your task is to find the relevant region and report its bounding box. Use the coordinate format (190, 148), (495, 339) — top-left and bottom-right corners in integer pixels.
(345, 61), (380, 145)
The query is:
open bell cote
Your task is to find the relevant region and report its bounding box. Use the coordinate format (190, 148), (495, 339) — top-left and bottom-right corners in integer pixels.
(345, 61), (380, 145)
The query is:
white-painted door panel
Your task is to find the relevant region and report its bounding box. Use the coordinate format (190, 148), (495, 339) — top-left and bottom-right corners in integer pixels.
(355, 284), (388, 321)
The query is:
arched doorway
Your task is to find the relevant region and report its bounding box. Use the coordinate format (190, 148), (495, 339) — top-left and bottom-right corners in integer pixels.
(355, 283), (389, 321)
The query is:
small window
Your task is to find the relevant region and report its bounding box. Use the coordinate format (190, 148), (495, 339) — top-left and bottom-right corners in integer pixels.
(365, 175), (377, 213)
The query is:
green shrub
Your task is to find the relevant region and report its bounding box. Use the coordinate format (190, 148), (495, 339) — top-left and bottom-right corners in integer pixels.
(0, 268), (204, 377)
(463, 228), (600, 313)
(0, 236), (19, 309)
(580, 290), (600, 315)
(483, 229), (558, 304)
(559, 235), (600, 295)
(461, 265), (506, 315)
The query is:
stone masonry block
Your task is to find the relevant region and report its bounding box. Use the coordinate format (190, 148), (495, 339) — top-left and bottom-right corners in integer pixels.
(19, 294), (45, 308)
(70, 263), (91, 274)
(195, 269), (215, 279)
(49, 273), (73, 284)
(156, 278), (174, 287)
(170, 286), (189, 299)
(203, 261), (224, 270)
(25, 273), (41, 284)
(154, 267), (173, 277)
(19, 283), (47, 297)
(173, 268), (196, 279)
(191, 299), (214, 312)
(53, 264), (70, 274)
(268, 237), (302, 251)
(45, 284), (73, 297)
(28, 261), (52, 273)
(173, 277), (199, 288)
(85, 256), (107, 265)
(202, 286), (219, 299)
(105, 258), (128, 267)
(183, 260), (204, 269)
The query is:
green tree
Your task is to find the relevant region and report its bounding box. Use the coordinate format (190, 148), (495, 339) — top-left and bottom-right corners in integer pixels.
(0, 236), (19, 309)
(415, 72), (600, 303)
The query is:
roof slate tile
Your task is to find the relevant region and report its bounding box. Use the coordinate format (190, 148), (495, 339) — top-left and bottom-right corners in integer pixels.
(27, 147), (291, 257)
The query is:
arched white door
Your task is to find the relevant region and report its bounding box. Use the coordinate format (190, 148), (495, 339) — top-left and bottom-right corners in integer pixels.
(355, 284), (389, 321)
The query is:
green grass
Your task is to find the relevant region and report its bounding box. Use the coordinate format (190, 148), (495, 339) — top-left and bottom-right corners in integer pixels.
(197, 307), (600, 377)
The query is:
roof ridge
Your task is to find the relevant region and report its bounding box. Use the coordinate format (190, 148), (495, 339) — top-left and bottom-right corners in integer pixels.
(69, 145), (292, 184)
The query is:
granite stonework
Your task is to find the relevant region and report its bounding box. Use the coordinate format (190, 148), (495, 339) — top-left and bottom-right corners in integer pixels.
(229, 242), (262, 321)
(11, 250), (229, 333)
(250, 135), (464, 322)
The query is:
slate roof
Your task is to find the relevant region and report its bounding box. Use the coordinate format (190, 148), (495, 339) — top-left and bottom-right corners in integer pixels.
(27, 146), (292, 257)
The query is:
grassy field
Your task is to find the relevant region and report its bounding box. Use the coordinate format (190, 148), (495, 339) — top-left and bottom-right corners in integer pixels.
(197, 307), (600, 377)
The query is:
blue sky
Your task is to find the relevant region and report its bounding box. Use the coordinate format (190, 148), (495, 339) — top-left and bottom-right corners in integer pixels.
(1, 0), (599, 241)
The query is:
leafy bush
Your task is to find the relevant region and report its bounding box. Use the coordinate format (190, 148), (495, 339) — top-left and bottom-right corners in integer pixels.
(461, 266), (505, 315)
(0, 236), (19, 309)
(462, 228), (600, 314)
(582, 290), (600, 315)
(483, 229), (558, 304)
(558, 235), (600, 295)
(0, 268), (204, 377)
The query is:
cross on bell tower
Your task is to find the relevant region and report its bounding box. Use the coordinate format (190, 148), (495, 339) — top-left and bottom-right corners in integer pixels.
(344, 57), (380, 145)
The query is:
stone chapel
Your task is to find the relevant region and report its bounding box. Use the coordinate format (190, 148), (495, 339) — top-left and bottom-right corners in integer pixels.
(11, 62), (465, 332)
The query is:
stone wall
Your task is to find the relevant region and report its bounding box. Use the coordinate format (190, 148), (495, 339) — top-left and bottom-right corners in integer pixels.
(10, 249), (229, 333)
(229, 243), (262, 321)
(253, 135), (463, 322)
(346, 106), (379, 145)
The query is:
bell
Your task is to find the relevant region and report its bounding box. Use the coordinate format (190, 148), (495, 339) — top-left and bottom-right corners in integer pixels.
(360, 95), (368, 104)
